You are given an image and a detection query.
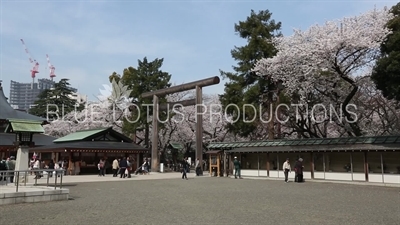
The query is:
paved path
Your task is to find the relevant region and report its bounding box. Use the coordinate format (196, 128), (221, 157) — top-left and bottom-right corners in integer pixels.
(25, 172), (200, 185)
(1, 172), (198, 186)
(0, 176), (399, 225)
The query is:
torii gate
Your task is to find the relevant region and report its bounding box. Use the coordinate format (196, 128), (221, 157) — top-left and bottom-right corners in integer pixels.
(141, 76), (220, 173)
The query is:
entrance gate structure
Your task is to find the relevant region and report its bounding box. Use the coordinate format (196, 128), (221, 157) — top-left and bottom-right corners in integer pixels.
(141, 76), (220, 173)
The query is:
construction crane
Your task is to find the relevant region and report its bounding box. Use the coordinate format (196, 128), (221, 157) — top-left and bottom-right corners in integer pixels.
(20, 39), (39, 87)
(46, 54), (56, 80)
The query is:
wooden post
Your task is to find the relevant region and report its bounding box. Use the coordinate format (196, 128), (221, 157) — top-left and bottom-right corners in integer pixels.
(310, 152), (314, 179)
(257, 153), (260, 176)
(136, 153), (140, 171)
(151, 95), (159, 172)
(68, 151), (72, 176)
(364, 151), (369, 182)
(223, 151), (227, 177)
(266, 153), (270, 177)
(195, 86), (203, 175)
(380, 152), (384, 183)
(209, 154), (212, 176)
(217, 154), (220, 177)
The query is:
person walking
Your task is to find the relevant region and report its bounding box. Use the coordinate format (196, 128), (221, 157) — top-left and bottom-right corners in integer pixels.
(282, 158), (291, 183)
(0, 158), (8, 182)
(48, 159), (55, 178)
(233, 156), (242, 179)
(195, 158), (201, 176)
(7, 156), (16, 183)
(98, 158), (105, 176)
(68, 159), (75, 176)
(112, 158), (119, 177)
(119, 157), (128, 178)
(181, 157), (189, 180)
(33, 158), (41, 179)
(126, 157), (132, 178)
(294, 158), (304, 182)
(142, 159), (149, 175)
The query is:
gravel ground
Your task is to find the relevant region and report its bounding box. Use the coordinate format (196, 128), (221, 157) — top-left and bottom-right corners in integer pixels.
(1, 177), (399, 225)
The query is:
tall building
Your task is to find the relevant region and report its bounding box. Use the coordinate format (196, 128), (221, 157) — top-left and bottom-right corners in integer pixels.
(9, 79), (80, 111)
(9, 79), (55, 111)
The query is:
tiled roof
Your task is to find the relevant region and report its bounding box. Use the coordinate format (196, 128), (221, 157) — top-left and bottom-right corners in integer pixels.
(207, 136), (400, 149)
(53, 127), (132, 143)
(0, 85), (47, 122)
(30, 141), (149, 152)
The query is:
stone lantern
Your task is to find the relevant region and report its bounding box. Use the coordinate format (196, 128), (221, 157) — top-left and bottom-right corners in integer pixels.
(5, 119), (44, 183)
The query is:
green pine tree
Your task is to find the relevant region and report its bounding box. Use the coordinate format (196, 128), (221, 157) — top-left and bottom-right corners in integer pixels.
(219, 9), (282, 140)
(109, 57), (172, 147)
(29, 79), (83, 120)
(372, 3), (400, 100)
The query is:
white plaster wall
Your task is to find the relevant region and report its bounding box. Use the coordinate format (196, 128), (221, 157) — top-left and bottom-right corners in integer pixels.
(352, 173), (365, 181)
(325, 172), (352, 181)
(240, 170), (258, 177)
(369, 174), (383, 183)
(383, 174), (400, 184)
(235, 168), (399, 184)
(303, 172), (312, 179)
(258, 170), (268, 177)
(269, 171), (279, 178)
(314, 172), (325, 179)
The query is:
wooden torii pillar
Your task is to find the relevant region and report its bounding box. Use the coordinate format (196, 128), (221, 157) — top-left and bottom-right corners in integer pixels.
(141, 76), (220, 173)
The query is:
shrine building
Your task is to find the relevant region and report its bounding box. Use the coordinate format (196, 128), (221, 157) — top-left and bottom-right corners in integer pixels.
(0, 81), (149, 174)
(207, 137), (400, 185)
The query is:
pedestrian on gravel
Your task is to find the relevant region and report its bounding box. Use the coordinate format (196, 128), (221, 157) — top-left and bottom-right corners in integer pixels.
(195, 158), (201, 176)
(119, 157), (128, 178)
(233, 156), (242, 179)
(282, 158), (291, 183)
(112, 158), (119, 177)
(181, 157), (189, 180)
(98, 158), (106, 176)
(294, 158), (304, 183)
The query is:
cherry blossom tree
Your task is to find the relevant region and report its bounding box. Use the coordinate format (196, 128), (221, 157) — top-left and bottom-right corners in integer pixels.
(44, 102), (124, 138)
(253, 8), (394, 137)
(352, 77), (400, 136)
(170, 93), (247, 146)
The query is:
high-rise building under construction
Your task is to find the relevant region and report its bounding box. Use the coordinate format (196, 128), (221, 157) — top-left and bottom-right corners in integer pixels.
(8, 78), (79, 111)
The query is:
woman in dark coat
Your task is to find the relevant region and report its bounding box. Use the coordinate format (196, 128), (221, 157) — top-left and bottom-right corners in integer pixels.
(48, 159), (55, 177)
(294, 158), (304, 182)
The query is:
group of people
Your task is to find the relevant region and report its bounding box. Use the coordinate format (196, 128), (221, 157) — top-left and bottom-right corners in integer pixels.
(283, 158), (304, 183)
(98, 157), (151, 178)
(0, 156), (16, 183)
(180, 157), (207, 180)
(30, 158), (66, 179)
(0, 156), (66, 183)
